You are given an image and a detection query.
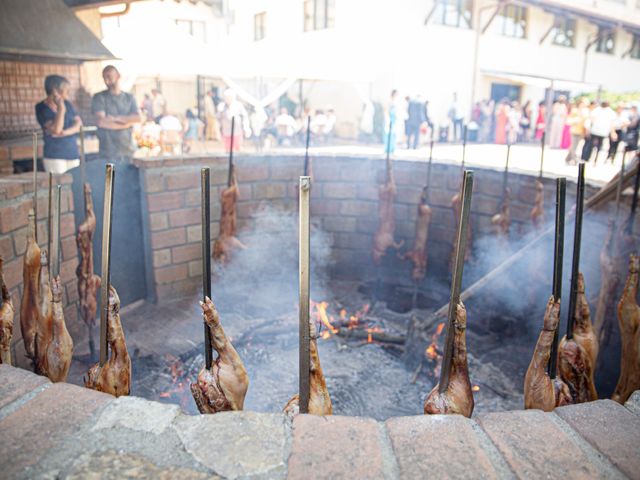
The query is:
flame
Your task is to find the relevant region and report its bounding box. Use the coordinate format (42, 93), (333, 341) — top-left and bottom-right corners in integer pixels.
(425, 344), (438, 360)
(435, 322), (445, 335)
(472, 385), (480, 392)
(367, 329), (373, 343)
(314, 301), (339, 334)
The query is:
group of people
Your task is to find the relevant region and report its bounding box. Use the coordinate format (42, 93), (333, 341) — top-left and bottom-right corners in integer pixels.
(475, 96), (639, 163)
(36, 65), (140, 173)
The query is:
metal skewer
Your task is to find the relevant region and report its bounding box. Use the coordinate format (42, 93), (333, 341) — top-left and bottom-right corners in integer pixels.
(48, 173), (53, 260)
(548, 178), (566, 378)
(439, 170), (474, 393)
(79, 128), (86, 209)
(614, 151), (627, 219)
(538, 132), (546, 179)
(299, 175), (311, 413)
(228, 116), (235, 187)
(626, 161), (640, 233)
(304, 115), (311, 176)
(99, 164), (115, 367)
(566, 163), (585, 340)
(385, 117), (393, 181)
(33, 132), (38, 242)
(51, 186), (61, 278)
(201, 167), (213, 370)
(461, 125), (468, 170)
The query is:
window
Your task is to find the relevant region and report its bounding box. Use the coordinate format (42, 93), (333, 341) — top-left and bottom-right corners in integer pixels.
(596, 27), (615, 54)
(496, 5), (527, 38)
(304, 0), (335, 31)
(175, 19), (206, 42)
(631, 34), (640, 59)
(432, 0), (473, 29)
(551, 16), (576, 47)
(254, 12), (266, 41)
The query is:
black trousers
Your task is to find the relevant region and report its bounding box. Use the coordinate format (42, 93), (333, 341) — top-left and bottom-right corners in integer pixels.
(608, 129), (623, 159)
(582, 135), (605, 162)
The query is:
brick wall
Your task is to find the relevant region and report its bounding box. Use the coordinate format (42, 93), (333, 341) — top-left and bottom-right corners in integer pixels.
(0, 173), (80, 369)
(134, 155), (625, 303)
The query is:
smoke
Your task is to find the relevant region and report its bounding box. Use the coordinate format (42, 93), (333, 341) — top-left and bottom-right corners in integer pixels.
(211, 203), (334, 313)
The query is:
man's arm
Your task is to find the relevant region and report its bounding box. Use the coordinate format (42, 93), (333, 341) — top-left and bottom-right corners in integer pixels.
(95, 110), (130, 130)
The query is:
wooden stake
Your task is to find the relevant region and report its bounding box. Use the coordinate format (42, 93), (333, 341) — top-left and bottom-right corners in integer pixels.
(99, 164), (115, 367)
(299, 176), (311, 413)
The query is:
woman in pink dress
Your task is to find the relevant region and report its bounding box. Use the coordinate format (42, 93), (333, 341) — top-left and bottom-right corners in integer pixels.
(535, 102), (546, 141)
(494, 100), (509, 144)
(560, 104), (572, 149)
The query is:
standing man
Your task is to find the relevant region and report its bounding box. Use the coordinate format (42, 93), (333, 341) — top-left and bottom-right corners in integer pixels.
(406, 95), (426, 149)
(91, 65), (141, 163)
(585, 101), (616, 164)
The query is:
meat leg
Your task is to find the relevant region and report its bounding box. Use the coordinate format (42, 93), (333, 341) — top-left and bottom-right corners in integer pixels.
(400, 187), (432, 281)
(213, 167), (246, 265)
(424, 302), (474, 417)
(372, 166), (403, 264)
(524, 296), (572, 411)
(0, 256), (14, 365)
(20, 209), (41, 365)
(76, 183), (101, 359)
(190, 297), (249, 413)
(284, 315), (333, 417)
(612, 255), (640, 403)
(85, 286), (131, 397)
(39, 276), (73, 382)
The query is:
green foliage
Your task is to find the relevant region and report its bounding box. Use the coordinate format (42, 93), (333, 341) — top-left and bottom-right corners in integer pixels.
(572, 91), (640, 105)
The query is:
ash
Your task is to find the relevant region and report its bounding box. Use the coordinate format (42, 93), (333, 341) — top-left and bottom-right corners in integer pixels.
(130, 280), (524, 420)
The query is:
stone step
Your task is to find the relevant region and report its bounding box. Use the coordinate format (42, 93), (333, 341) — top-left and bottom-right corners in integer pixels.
(1, 364), (638, 479)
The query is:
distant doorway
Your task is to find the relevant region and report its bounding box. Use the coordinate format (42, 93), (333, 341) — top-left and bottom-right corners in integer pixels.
(490, 83), (521, 103)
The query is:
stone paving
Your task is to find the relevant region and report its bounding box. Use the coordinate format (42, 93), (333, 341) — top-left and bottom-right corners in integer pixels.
(1, 364), (639, 479)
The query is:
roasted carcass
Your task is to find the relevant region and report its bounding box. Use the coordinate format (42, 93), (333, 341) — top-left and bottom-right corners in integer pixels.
(0, 256), (14, 365)
(449, 191), (472, 273)
(530, 180), (545, 229)
(524, 296), (572, 411)
(85, 286), (131, 397)
(36, 275), (73, 382)
(491, 187), (511, 239)
(76, 184), (101, 340)
(20, 209), (41, 363)
(424, 302), (474, 417)
(191, 296), (248, 413)
(558, 274), (598, 403)
(372, 163), (403, 264)
(612, 255), (640, 404)
(213, 166), (246, 264)
(401, 187), (432, 281)
(35, 250), (52, 375)
(284, 315), (333, 417)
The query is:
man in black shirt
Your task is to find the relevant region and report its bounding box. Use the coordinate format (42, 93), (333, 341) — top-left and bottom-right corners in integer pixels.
(91, 65), (141, 162)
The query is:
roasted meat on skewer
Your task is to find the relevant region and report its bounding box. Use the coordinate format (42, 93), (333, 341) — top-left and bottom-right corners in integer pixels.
(524, 296), (572, 411)
(213, 166), (246, 264)
(401, 187), (432, 281)
(372, 164), (403, 264)
(85, 286), (131, 397)
(612, 255), (640, 404)
(491, 187), (511, 239)
(284, 315), (333, 417)
(424, 302), (474, 417)
(530, 180), (545, 229)
(0, 256), (14, 365)
(20, 209), (41, 363)
(76, 184), (101, 334)
(449, 192), (472, 273)
(558, 274), (598, 403)
(191, 297), (248, 413)
(37, 276), (73, 382)
(35, 250), (52, 375)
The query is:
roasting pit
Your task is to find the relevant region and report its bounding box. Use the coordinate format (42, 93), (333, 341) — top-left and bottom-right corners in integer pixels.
(54, 149), (614, 418)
